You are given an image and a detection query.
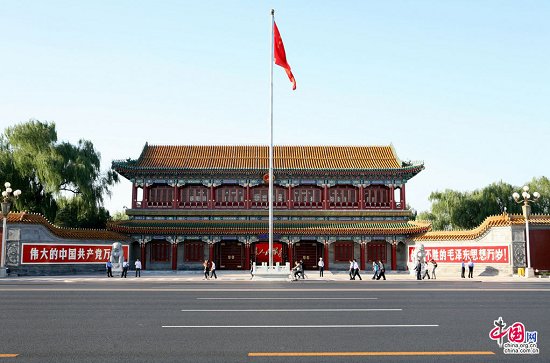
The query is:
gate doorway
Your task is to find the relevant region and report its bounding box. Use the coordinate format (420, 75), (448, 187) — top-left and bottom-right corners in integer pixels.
(293, 242), (321, 270)
(217, 241), (244, 270)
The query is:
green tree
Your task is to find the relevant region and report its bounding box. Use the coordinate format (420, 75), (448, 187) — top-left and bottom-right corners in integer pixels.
(110, 210), (129, 221)
(0, 120), (118, 228)
(418, 179), (549, 231)
(526, 176), (550, 215)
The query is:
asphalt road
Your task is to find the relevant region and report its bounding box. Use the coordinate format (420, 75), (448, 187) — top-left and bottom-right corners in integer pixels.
(0, 280), (548, 363)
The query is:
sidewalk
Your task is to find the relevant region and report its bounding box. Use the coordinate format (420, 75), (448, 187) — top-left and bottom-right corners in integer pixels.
(5, 270), (550, 282)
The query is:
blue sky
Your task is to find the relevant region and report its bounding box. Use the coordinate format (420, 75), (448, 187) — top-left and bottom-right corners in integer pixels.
(1, 1), (548, 214)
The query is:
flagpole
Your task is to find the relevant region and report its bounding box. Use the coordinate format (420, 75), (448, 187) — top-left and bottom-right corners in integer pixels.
(268, 9), (275, 269)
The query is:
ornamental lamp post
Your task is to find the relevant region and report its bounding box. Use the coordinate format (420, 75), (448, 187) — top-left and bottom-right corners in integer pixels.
(512, 185), (541, 278)
(1, 182), (22, 278)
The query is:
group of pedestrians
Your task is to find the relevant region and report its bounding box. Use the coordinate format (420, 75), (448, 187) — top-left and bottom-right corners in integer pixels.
(348, 259), (362, 280)
(105, 259), (140, 278)
(292, 260), (306, 280)
(202, 260), (217, 280)
(371, 260), (386, 280)
(461, 258), (474, 278)
(414, 259), (437, 280)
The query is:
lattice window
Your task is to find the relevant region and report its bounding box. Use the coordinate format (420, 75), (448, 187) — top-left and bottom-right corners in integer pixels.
(334, 242), (354, 261)
(181, 186), (208, 202)
(151, 242), (170, 262)
(148, 186), (173, 202)
(184, 242), (204, 262)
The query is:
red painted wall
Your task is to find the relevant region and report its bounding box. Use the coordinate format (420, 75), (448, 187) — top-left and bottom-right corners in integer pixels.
(530, 229), (550, 270)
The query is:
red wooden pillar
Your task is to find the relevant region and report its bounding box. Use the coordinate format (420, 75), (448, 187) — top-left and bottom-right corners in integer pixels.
(358, 185), (364, 209)
(140, 242), (146, 270)
(324, 243), (330, 270)
(245, 243), (250, 270)
(209, 243), (214, 262)
(401, 184), (406, 210)
(360, 242), (366, 271)
(171, 243), (178, 270)
(245, 185), (251, 209)
(173, 185), (178, 209)
(131, 184), (137, 209)
(142, 185), (149, 208)
(390, 185), (396, 209)
(391, 242), (397, 270)
(288, 243), (293, 265)
(287, 185), (293, 209)
(208, 185), (215, 209)
(323, 185), (329, 209)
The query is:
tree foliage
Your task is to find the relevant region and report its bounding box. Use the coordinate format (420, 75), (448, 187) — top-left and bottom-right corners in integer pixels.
(0, 120), (118, 228)
(418, 178), (550, 230)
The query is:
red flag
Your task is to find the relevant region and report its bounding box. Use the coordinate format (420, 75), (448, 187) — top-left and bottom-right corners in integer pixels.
(273, 21), (296, 90)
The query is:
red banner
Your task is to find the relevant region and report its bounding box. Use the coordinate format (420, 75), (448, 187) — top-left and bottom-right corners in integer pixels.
(21, 243), (129, 264)
(408, 246), (509, 264)
(255, 242), (283, 264)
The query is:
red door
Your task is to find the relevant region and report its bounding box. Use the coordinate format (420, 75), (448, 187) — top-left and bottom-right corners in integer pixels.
(293, 242), (319, 270)
(218, 242), (244, 270)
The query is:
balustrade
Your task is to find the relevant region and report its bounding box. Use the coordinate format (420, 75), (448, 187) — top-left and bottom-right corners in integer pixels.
(135, 185), (404, 210)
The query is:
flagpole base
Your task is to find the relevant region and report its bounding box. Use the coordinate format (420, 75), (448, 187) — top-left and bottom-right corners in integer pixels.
(252, 262), (291, 280)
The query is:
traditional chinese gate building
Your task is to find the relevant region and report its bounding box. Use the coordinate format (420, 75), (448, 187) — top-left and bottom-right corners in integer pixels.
(110, 144), (430, 271)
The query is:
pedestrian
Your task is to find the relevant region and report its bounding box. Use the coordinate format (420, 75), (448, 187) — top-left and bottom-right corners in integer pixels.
(468, 258), (474, 278)
(352, 259), (362, 280)
(376, 260), (386, 280)
(292, 261), (302, 281)
(250, 259), (254, 280)
(422, 261), (431, 280)
(431, 259), (437, 279)
(349, 260), (355, 280)
(414, 261), (422, 280)
(372, 261), (379, 280)
(106, 260), (113, 277)
(121, 259), (129, 278)
(299, 260), (305, 279)
(203, 260), (209, 280)
(210, 260), (217, 279)
(134, 259), (142, 277)
(461, 259), (466, 278)
(318, 257), (324, 277)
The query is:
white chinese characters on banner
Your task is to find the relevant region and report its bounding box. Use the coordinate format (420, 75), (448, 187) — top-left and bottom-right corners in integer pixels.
(21, 243), (129, 264)
(408, 246), (509, 263)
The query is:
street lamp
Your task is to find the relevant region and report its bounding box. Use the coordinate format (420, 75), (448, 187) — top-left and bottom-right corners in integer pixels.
(512, 185), (541, 278)
(1, 182), (22, 278)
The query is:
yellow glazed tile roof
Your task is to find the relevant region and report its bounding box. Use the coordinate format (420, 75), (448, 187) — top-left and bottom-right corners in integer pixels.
(6, 212), (131, 241)
(125, 145), (407, 170)
(413, 213), (550, 241)
(108, 219), (432, 237)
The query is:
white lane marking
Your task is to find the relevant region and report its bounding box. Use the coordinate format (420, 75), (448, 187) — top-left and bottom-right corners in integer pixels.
(162, 324), (439, 329)
(1, 288), (548, 292)
(197, 297), (378, 300)
(180, 308), (401, 312)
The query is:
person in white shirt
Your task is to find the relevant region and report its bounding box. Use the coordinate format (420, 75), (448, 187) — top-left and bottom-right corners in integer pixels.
(352, 259), (362, 280)
(318, 257), (325, 277)
(121, 260), (129, 278)
(210, 260), (217, 279)
(135, 259), (142, 277)
(349, 260), (354, 280)
(422, 261), (430, 280)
